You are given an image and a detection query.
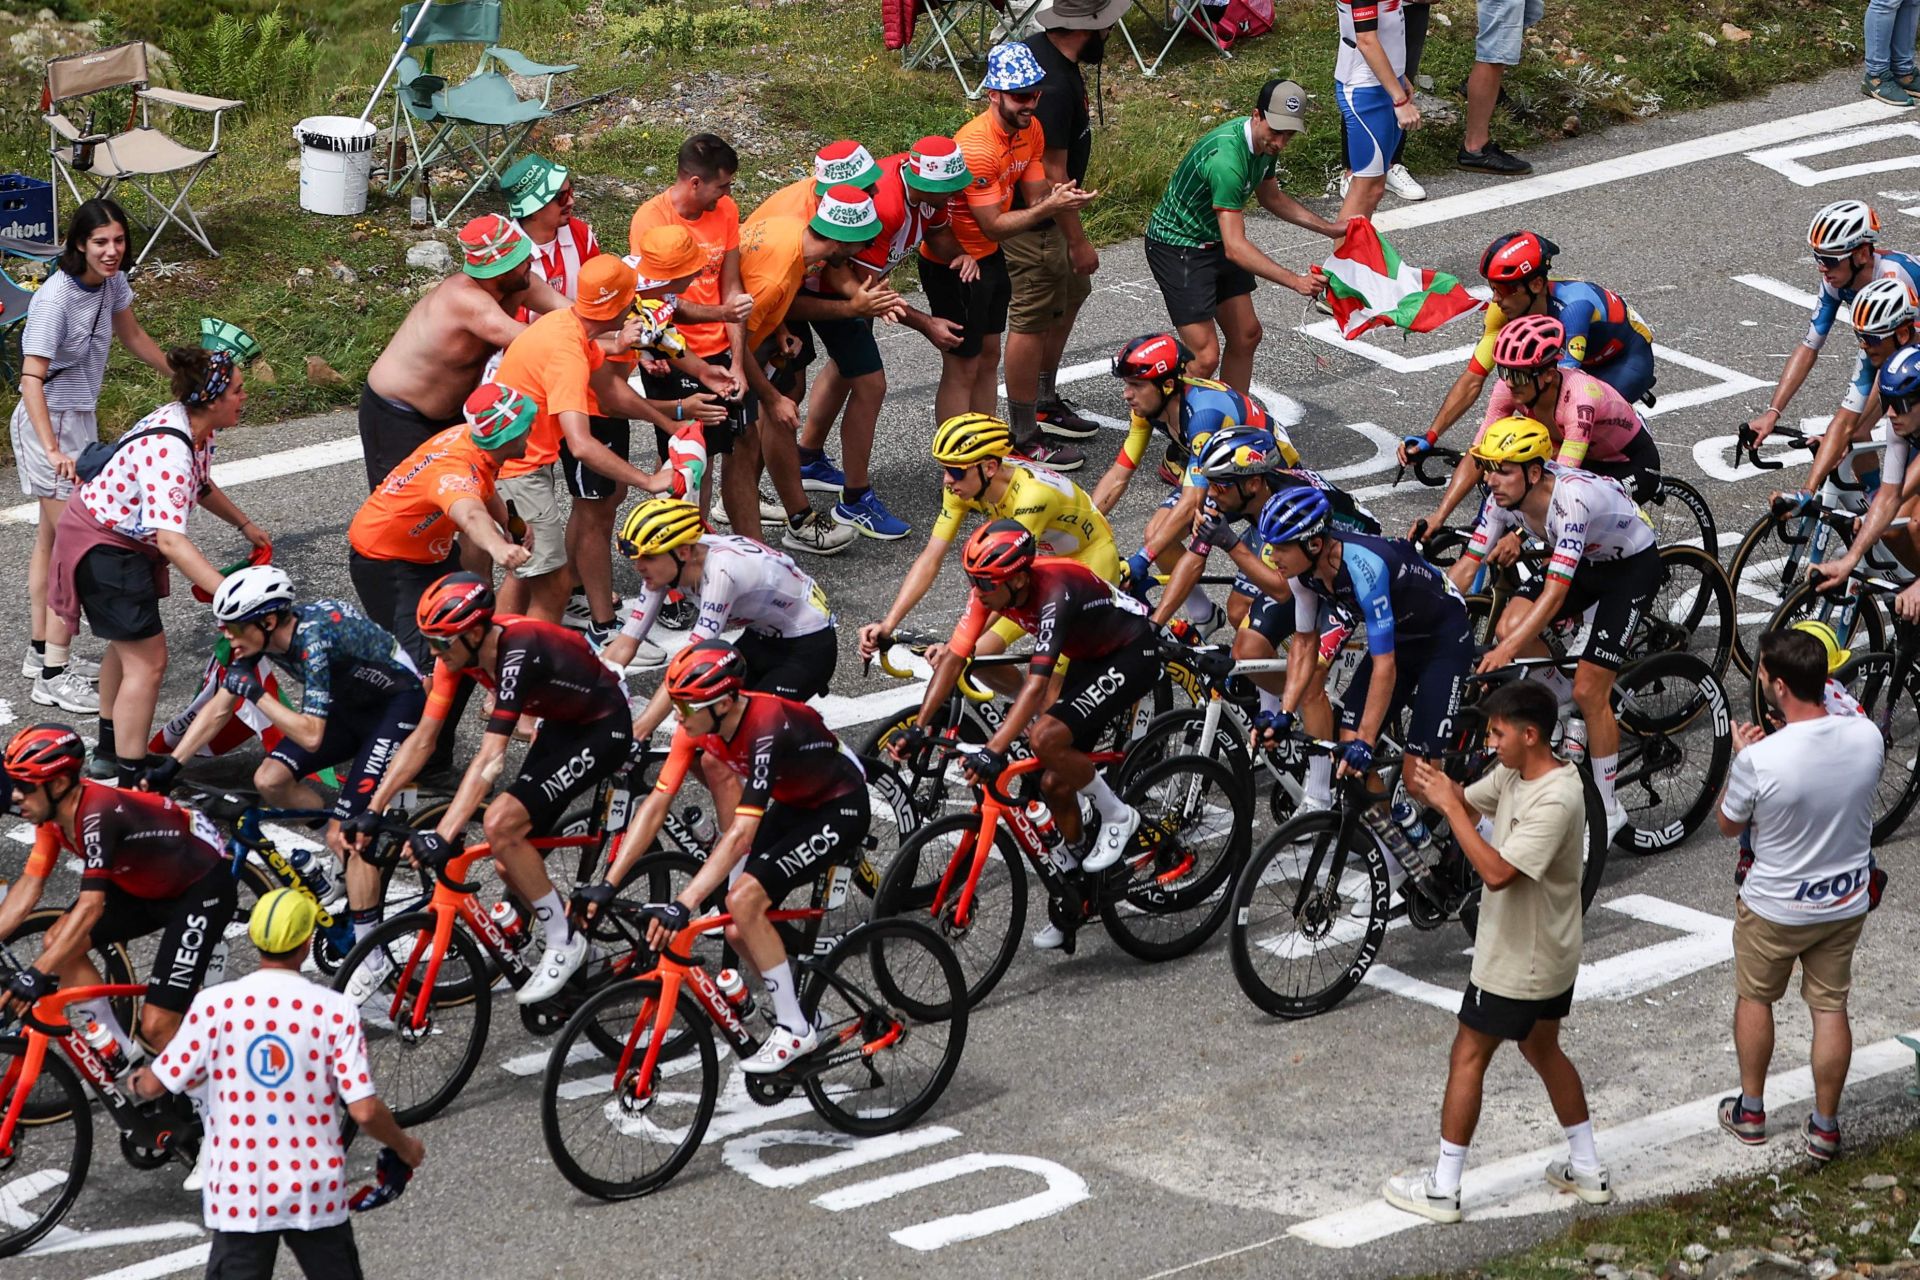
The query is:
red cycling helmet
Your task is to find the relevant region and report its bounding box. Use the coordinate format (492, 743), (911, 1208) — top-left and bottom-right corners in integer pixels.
(961, 519), (1037, 583)
(1111, 333), (1192, 383)
(1479, 231), (1559, 284)
(665, 638), (747, 705)
(416, 571), (495, 640)
(5, 723), (86, 785)
(1492, 314), (1566, 371)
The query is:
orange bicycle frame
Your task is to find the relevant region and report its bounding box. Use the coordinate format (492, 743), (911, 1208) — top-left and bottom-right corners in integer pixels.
(0, 982), (148, 1156)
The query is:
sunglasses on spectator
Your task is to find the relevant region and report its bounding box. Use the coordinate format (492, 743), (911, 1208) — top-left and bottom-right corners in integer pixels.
(1002, 90), (1042, 105)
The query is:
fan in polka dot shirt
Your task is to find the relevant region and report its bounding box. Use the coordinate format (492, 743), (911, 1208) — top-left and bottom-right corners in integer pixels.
(76, 400), (215, 544)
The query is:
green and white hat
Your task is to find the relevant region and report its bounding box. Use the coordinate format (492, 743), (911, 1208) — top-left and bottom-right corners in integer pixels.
(199, 316), (261, 364)
(811, 140), (881, 194)
(809, 184), (882, 243)
(501, 154), (569, 219)
(906, 136), (973, 195)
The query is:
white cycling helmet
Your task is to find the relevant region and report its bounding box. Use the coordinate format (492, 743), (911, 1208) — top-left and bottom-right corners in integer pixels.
(1851, 276), (1918, 337)
(1808, 199), (1879, 256)
(212, 564), (295, 626)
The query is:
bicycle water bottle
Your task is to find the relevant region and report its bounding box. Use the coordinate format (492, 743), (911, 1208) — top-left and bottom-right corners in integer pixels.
(489, 900), (529, 952)
(684, 806), (720, 848)
(716, 967), (757, 1020)
(1363, 804), (1435, 886)
(83, 1020), (129, 1079)
(289, 848), (336, 909)
(1390, 799), (1432, 850)
(1560, 717), (1589, 765)
(1026, 800), (1075, 872)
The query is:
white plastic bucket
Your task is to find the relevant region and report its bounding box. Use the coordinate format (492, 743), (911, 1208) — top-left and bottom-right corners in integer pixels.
(294, 116), (378, 216)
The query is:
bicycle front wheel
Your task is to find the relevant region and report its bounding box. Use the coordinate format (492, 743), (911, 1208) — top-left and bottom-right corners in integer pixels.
(1101, 754), (1247, 961)
(334, 913), (492, 1126)
(0, 1034), (92, 1259)
(1835, 652), (1920, 843)
(1614, 652), (1733, 853)
(5, 910), (137, 1036)
(1727, 510), (1810, 677)
(1648, 475), (1719, 560)
(1115, 706), (1253, 794)
(1228, 810), (1391, 1018)
(871, 812), (1026, 1010)
(1640, 544), (1734, 677)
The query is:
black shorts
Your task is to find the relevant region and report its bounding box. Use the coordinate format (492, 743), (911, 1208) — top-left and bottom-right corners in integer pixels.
(90, 871), (238, 1014)
(1518, 546), (1663, 672)
(645, 350), (744, 460)
(1339, 627), (1472, 757)
(1145, 236), (1257, 329)
(505, 713), (633, 834)
(918, 250), (1012, 360)
(1045, 636), (1164, 751)
(740, 790), (870, 906)
(1582, 427), (1661, 493)
(1458, 980), (1574, 1041)
(267, 686), (426, 822)
(76, 545), (163, 641)
(206, 1221), (365, 1280)
(736, 626), (837, 702)
(357, 384), (462, 493)
(1243, 592), (1293, 646)
(559, 415), (631, 500)
(797, 313), (884, 380)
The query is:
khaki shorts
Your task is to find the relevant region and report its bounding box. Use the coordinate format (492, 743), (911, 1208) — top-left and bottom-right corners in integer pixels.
(497, 465), (568, 579)
(1004, 224), (1093, 334)
(1733, 897), (1865, 1012)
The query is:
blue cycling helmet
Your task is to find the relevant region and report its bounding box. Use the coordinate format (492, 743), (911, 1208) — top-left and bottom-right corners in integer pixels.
(1192, 426), (1282, 481)
(1880, 343), (1920, 403)
(1257, 485), (1331, 547)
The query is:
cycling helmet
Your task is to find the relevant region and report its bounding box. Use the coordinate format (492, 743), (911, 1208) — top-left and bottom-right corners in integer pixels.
(1880, 343), (1920, 403)
(4, 723), (86, 785)
(1256, 485), (1332, 547)
(1492, 314), (1566, 371)
(416, 571), (495, 640)
(931, 412), (1013, 466)
(1808, 199), (1880, 256)
(1850, 276), (1917, 337)
(1192, 427), (1283, 481)
(1789, 620), (1849, 676)
(1479, 230), (1559, 284)
(211, 564), (295, 627)
(665, 638), (747, 705)
(1471, 417), (1556, 466)
(1111, 333), (1191, 383)
(617, 498), (704, 559)
(961, 519), (1037, 583)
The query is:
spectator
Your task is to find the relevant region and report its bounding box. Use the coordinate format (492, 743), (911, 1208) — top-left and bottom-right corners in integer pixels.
(502, 153), (597, 305)
(1385, 680), (1613, 1223)
(1334, 0), (1422, 223)
(1864, 0), (1920, 105)
(1715, 628), (1884, 1165)
(129, 888), (425, 1279)
(1342, 0), (1432, 202)
(1460, 0), (1540, 175)
(11, 198), (173, 717)
(1143, 79), (1342, 393)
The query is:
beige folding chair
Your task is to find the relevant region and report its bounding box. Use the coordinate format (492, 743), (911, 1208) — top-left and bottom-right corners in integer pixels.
(42, 42), (242, 267)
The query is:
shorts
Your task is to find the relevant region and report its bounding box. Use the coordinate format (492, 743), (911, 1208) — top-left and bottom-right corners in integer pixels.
(1337, 81), (1402, 179)
(496, 464), (569, 579)
(1458, 980), (1573, 1040)
(1474, 0), (1545, 65)
(738, 790), (870, 906)
(1733, 896), (1866, 1011)
(918, 250), (1012, 360)
(1518, 545), (1662, 672)
(10, 401), (97, 500)
(1145, 236), (1257, 330)
(1045, 635), (1164, 751)
(1588, 334), (1658, 407)
(75, 544), (164, 641)
(206, 1221), (365, 1280)
(1003, 224), (1094, 334)
(90, 871), (239, 1014)
(1338, 626), (1471, 756)
(796, 313), (884, 380)
(1244, 592), (1293, 646)
(737, 624), (837, 702)
(1581, 427), (1661, 493)
(505, 713), (632, 835)
(357, 384), (461, 492)
(644, 350), (744, 460)
(266, 685), (426, 822)
(559, 415), (631, 501)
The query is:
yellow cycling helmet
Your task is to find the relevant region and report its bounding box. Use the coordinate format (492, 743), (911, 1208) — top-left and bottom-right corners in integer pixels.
(1790, 619), (1849, 674)
(1470, 416), (1555, 466)
(617, 498), (704, 559)
(249, 887), (317, 955)
(931, 413), (1013, 466)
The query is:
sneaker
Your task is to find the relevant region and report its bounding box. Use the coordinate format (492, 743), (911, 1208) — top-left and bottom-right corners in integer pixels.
(1604, 802), (1630, 845)
(1010, 437), (1085, 473)
(800, 454), (846, 493)
(1864, 73), (1915, 107)
(1805, 1114), (1840, 1164)
(517, 930), (590, 1004)
(1336, 170), (1352, 199)
(1036, 397), (1101, 439)
(623, 638), (668, 673)
(20, 650), (38, 679)
(657, 592), (698, 631)
(1385, 163), (1427, 201)
(584, 620), (617, 654)
(33, 668), (99, 714)
(1457, 142), (1533, 176)
(1717, 1095), (1767, 1145)
(832, 490), (911, 540)
(1082, 805), (1141, 873)
(759, 490), (784, 523)
(561, 591), (594, 631)
(740, 1022), (819, 1074)
(1544, 1159), (1614, 1205)
(781, 510), (857, 557)
(66, 654), (100, 682)
(345, 947), (395, 1005)
(85, 752), (118, 781)
(182, 1141), (210, 1192)
(1381, 1170), (1463, 1224)
(1030, 923), (1067, 950)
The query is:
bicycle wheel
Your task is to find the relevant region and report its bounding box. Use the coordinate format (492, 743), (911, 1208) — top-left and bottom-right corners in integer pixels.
(333, 913), (492, 1126)
(1647, 475), (1719, 560)
(1101, 755), (1247, 961)
(801, 917), (967, 1137)
(589, 851), (728, 1058)
(1728, 509), (1861, 676)
(1227, 809), (1391, 1018)
(1763, 580), (1888, 680)
(4, 910), (137, 1033)
(1613, 652), (1734, 853)
(853, 756), (926, 915)
(540, 978), (717, 1200)
(1638, 544), (1735, 677)
(1835, 652), (1920, 843)
(1116, 706), (1253, 792)
(859, 705), (983, 820)
(0, 1035), (92, 1259)
(870, 812), (1026, 1010)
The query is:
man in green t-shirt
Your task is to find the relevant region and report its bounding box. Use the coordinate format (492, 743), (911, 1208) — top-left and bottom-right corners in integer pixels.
(1144, 78), (1342, 394)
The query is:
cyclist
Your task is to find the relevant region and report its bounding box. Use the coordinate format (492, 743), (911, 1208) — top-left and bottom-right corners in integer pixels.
(143, 565), (424, 952)
(1446, 419), (1661, 842)
(1810, 342), (1920, 616)
(857, 413), (1119, 697)
(1790, 278), (1919, 506)
(595, 639), (870, 1073)
(347, 573), (632, 1004)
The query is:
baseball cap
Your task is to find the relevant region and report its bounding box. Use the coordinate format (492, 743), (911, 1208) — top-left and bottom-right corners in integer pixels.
(1256, 79), (1309, 133)
(575, 255), (638, 320)
(810, 184), (883, 243)
(459, 214), (532, 278)
(905, 136), (973, 195)
(501, 154), (569, 219)
(249, 887), (318, 955)
(634, 225), (706, 288)
(982, 41), (1046, 92)
(812, 140), (882, 194)
(464, 382), (536, 450)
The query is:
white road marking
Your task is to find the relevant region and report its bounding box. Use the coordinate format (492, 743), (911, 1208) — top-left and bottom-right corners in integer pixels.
(1745, 120), (1920, 186)
(0, 438), (366, 526)
(1692, 413), (1833, 483)
(26, 1223), (203, 1257)
(721, 1125), (961, 1188)
(81, 1243), (213, 1280)
(1643, 346), (1773, 417)
(812, 1152), (1092, 1251)
(1733, 272), (1828, 316)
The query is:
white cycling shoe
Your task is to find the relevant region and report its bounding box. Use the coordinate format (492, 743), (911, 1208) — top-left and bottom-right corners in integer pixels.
(741, 1022), (819, 1074)
(344, 948), (394, 1005)
(1030, 923), (1067, 951)
(1081, 806), (1141, 874)
(1603, 802), (1631, 844)
(182, 1141), (210, 1192)
(518, 930), (590, 1004)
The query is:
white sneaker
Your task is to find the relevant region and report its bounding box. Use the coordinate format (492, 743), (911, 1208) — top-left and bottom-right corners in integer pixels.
(181, 1141), (209, 1192)
(561, 593), (594, 631)
(20, 650), (38, 679)
(1544, 1158), (1614, 1205)
(1381, 1170), (1463, 1223)
(1385, 163), (1427, 201)
(758, 490), (784, 523)
(1604, 802), (1631, 844)
(623, 638), (668, 673)
(1030, 923), (1067, 950)
(344, 947), (395, 1005)
(33, 668), (99, 713)
(740, 1022), (819, 1074)
(780, 510), (856, 557)
(517, 930), (590, 1004)
(1082, 806), (1141, 873)
(1335, 171), (1352, 198)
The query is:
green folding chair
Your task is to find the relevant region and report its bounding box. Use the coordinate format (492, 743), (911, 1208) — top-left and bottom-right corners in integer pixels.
(384, 0), (577, 228)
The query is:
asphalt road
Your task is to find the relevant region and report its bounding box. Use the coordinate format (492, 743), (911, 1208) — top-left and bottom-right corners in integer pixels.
(11, 65), (1920, 1280)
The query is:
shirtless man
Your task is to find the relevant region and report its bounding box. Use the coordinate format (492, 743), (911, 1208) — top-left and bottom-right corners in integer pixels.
(357, 215), (568, 490)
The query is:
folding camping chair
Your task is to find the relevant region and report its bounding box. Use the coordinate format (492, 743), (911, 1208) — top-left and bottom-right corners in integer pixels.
(1116, 0), (1232, 77)
(384, 0), (578, 228)
(41, 42), (242, 268)
(903, 0), (1047, 99)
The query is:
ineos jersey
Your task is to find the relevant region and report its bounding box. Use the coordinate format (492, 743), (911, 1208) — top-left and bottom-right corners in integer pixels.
(55, 781), (226, 899)
(949, 557), (1153, 676)
(426, 615), (628, 734)
(654, 691), (865, 817)
(622, 535), (834, 643)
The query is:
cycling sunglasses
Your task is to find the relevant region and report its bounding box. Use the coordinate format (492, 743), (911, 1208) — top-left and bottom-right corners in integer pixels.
(966, 574), (1008, 593)
(1890, 393), (1920, 417)
(1493, 365), (1542, 386)
(1472, 457), (1516, 475)
(1814, 252), (1853, 270)
(942, 465), (972, 482)
(672, 697), (726, 720)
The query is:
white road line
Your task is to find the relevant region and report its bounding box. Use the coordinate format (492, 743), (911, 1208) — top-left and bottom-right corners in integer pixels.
(82, 1243), (213, 1280)
(27, 1223), (203, 1257)
(1733, 272), (1827, 316)
(1643, 345), (1773, 417)
(1745, 120), (1920, 186)
(0, 438), (367, 526)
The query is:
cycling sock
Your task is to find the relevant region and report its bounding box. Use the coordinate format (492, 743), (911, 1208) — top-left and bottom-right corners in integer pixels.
(1812, 1108), (1837, 1131)
(798, 445), (824, 465)
(1536, 665), (1574, 708)
(1432, 1138), (1468, 1194)
(530, 890), (570, 948)
(762, 960), (806, 1032)
(97, 719), (116, 760)
(1594, 753), (1619, 810)
(1182, 587), (1215, 625)
(351, 906), (381, 930)
(1563, 1120), (1601, 1175)
(842, 484), (871, 504)
(1306, 756), (1334, 810)
(1009, 398), (1039, 444)
(1079, 772), (1129, 823)
(1258, 688), (1282, 717)
(1740, 1093), (1765, 1115)
(74, 996), (133, 1058)
(1038, 369), (1058, 402)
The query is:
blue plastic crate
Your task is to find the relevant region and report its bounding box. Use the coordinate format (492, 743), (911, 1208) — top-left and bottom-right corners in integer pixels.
(0, 174), (55, 243)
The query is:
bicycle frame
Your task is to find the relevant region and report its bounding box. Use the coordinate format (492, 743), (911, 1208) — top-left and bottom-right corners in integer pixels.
(0, 982), (161, 1158)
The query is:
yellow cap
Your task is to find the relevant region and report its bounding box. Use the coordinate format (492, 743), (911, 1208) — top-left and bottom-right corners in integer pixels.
(1790, 619), (1849, 675)
(249, 887), (318, 954)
